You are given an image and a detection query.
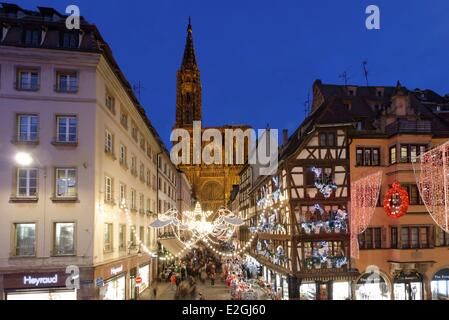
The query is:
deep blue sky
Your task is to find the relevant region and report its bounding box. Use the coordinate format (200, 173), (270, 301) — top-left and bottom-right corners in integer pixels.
(14, 0), (449, 145)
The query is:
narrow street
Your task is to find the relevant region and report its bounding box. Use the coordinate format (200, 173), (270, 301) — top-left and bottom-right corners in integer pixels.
(141, 279), (231, 301)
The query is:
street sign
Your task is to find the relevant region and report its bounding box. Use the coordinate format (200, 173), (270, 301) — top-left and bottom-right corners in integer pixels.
(135, 276), (142, 285)
(96, 277), (104, 287)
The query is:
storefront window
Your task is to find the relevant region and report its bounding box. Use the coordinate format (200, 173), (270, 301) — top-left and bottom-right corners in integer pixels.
(333, 281), (350, 300)
(139, 265), (150, 294)
(355, 272), (390, 300)
(431, 269), (449, 300)
(102, 276), (126, 300)
(7, 290), (76, 300)
(300, 283), (316, 300)
(394, 272), (423, 300)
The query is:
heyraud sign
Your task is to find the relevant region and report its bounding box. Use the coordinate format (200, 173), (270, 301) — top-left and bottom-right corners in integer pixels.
(23, 274), (58, 287)
(3, 271), (67, 289)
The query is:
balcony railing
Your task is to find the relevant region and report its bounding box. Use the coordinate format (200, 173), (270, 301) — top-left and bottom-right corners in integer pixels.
(386, 119), (432, 136)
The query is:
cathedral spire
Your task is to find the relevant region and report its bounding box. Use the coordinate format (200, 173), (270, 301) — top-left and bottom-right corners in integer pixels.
(181, 17), (198, 70)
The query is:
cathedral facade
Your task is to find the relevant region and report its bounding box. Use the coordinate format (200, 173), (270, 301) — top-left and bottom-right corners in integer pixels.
(174, 20), (250, 213)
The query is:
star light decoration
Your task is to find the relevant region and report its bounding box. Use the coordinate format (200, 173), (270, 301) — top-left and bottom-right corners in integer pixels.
(150, 202), (245, 247)
(412, 141), (449, 233)
(350, 171), (383, 259)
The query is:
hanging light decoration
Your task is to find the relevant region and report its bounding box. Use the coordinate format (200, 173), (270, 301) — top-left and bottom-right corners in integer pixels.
(384, 182), (409, 219)
(350, 171), (383, 259)
(310, 167), (337, 198)
(412, 141), (449, 233)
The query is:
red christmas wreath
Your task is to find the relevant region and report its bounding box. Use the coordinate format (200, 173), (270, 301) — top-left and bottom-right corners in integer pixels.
(384, 182), (409, 219)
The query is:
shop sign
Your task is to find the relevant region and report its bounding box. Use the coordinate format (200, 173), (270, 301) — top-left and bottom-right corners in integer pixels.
(395, 272), (422, 283)
(357, 272), (386, 284)
(111, 265), (124, 276)
(23, 274), (58, 287)
(433, 269), (449, 281)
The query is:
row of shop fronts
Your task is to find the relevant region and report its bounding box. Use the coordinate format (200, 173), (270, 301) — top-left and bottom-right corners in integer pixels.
(0, 256), (157, 300)
(251, 257), (449, 300)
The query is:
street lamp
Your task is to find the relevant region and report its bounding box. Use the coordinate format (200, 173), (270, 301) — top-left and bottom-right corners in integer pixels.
(15, 152), (34, 166)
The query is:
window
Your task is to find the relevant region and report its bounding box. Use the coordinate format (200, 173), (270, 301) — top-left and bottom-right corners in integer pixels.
(13, 223), (36, 256)
(158, 199), (162, 213)
(401, 226), (430, 249)
(53, 222), (75, 256)
(356, 147), (381, 166)
(146, 143), (152, 158)
(105, 92), (115, 114)
(399, 144), (428, 163)
(130, 226), (137, 247)
(24, 29), (41, 46)
(139, 162), (145, 182)
(131, 155), (137, 176)
(146, 198), (151, 213)
(103, 223), (113, 252)
(319, 132), (336, 147)
(131, 189), (137, 210)
(359, 227), (382, 249)
(17, 114), (39, 142)
(408, 184), (423, 205)
(436, 229), (449, 247)
(119, 224), (126, 251)
(146, 169), (151, 187)
(62, 32), (79, 48)
(391, 227), (398, 249)
(56, 116), (77, 143)
(119, 183), (126, 205)
(390, 146), (397, 164)
(105, 130), (114, 155)
(119, 144), (127, 166)
(56, 71), (78, 92)
(139, 193), (144, 213)
(140, 226), (145, 246)
(158, 177), (162, 191)
(131, 122), (138, 142)
(55, 168), (77, 198)
(140, 134), (146, 151)
(16, 168), (38, 198)
(120, 112), (128, 129)
(17, 69), (39, 90)
(147, 227), (152, 247)
(105, 176), (113, 203)
(152, 175), (157, 190)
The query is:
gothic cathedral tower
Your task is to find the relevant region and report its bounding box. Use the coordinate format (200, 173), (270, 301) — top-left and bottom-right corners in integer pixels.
(174, 19), (249, 213)
(175, 18), (202, 128)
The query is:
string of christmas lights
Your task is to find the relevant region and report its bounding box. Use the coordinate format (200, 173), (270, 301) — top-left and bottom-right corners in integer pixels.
(350, 171), (383, 259)
(413, 140), (449, 233)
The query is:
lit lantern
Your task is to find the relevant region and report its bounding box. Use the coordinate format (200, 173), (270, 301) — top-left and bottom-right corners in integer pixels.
(384, 182), (409, 219)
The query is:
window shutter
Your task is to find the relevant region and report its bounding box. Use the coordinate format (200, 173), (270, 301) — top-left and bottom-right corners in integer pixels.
(381, 227), (387, 249)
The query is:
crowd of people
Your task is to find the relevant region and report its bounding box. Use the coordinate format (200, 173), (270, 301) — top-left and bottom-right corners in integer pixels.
(158, 245), (222, 300)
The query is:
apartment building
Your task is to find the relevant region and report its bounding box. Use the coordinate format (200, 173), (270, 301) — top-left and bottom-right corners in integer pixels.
(0, 4), (163, 300)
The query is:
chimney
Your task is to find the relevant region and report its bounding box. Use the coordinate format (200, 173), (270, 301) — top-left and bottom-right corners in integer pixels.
(282, 129), (289, 146)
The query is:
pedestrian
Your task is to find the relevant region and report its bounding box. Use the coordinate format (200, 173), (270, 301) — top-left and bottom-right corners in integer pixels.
(210, 272), (216, 286)
(176, 274), (182, 288)
(170, 274), (177, 291)
(199, 292), (205, 300)
(153, 284), (158, 300)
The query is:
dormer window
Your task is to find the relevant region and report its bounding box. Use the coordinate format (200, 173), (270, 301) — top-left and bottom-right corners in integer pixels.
(377, 91), (382, 97)
(62, 32), (79, 48)
(356, 121), (364, 131)
(348, 90), (354, 96)
(24, 29), (41, 46)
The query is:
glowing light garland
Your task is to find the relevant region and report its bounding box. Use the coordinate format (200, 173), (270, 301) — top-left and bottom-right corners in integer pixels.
(350, 171), (383, 259)
(311, 167), (337, 198)
(413, 141), (449, 233)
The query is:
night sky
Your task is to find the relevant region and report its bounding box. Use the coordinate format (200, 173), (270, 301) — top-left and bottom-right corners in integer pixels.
(13, 0), (449, 146)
